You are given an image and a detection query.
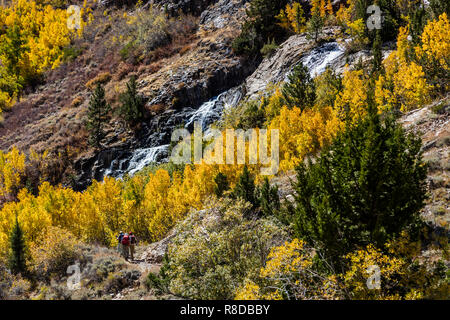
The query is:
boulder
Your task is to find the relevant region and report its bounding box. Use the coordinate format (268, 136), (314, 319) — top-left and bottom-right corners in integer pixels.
(140, 229), (177, 263)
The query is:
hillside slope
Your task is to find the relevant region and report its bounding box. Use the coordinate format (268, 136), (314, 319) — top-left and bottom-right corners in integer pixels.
(0, 0), (448, 301)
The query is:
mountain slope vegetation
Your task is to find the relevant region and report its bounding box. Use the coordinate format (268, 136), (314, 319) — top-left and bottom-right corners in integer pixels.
(0, 0), (448, 300)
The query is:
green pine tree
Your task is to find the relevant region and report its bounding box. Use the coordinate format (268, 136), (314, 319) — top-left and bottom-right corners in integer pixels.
(314, 67), (343, 108)
(306, 12), (324, 43)
(232, 0), (288, 55)
(371, 30), (383, 76)
(282, 62), (316, 109)
(291, 106), (427, 268)
(259, 177), (280, 216)
(237, 100), (266, 129)
(8, 216), (27, 275)
(214, 172), (230, 198)
(118, 76), (145, 128)
(410, 3), (427, 44)
(86, 83), (111, 149)
(233, 165), (258, 209)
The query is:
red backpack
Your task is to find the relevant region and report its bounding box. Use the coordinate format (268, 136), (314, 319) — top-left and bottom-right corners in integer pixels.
(121, 235), (129, 245)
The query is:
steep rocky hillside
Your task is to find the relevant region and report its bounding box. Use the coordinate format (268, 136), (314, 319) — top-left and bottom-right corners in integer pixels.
(400, 96), (449, 233)
(1, 0), (254, 188)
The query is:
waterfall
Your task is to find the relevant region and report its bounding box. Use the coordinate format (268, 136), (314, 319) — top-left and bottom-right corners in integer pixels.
(284, 41), (346, 81)
(302, 42), (345, 77)
(126, 144), (170, 177)
(103, 86), (243, 178)
(104, 144), (169, 179)
(184, 86), (243, 131)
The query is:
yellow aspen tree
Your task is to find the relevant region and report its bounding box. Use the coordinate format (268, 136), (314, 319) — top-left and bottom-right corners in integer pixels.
(326, 0), (333, 15)
(319, 0), (327, 18)
(0, 147), (26, 198)
(276, 2), (306, 34)
(393, 61), (432, 111)
(334, 67), (368, 123)
(417, 13), (449, 71)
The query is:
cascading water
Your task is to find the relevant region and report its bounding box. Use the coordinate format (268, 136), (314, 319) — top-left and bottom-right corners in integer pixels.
(104, 144), (170, 179)
(184, 86), (243, 131)
(126, 144), (170, 177)
(284, 41), (346, 81)
(302, 42), (346, 77)
(103, 86), (243, 179)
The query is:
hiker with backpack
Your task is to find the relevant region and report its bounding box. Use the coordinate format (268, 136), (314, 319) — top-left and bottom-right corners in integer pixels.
(116, 231), (124, 253)
(129, 232), (137, 261)
(121, 232), (130, 260)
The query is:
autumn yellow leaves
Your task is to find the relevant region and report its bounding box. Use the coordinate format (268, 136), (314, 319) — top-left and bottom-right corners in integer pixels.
(375, 14), (450, 112)
(0, 0), (86, 116)
(0, 164), (219, 259)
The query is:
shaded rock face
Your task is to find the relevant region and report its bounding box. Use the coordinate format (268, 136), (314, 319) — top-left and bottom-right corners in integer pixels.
(145, 44), (253, 111)
(74, 85), (244, 187)
(199, 0), (249, 30)
(150, 0), (217, 16)
(74, 147), (132, 190)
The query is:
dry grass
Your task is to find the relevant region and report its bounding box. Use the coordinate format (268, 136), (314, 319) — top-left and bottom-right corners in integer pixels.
(85, 72), (112, 90)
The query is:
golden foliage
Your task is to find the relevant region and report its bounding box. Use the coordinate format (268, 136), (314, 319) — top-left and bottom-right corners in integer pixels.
(0, 147), (26, 198)
(416, 13), (450, 72)
(0, 162), (218, 255)
(375, 22), (436, 112)
(415, 13), (450, 92)
(276, 2), (306, 34)
(0, 0), (85, 113)
(268, 105), (343, 171)
(236, 239), (340, 300)
(29, 226), (82, 277)
(346, 18), (369, 47)
(341, 244), (407, 300)
(392, 61), (431, 111)
(311, 0), (331, 18)
(235, 279), (283, 300)
(341, 232), (449, 300)
(334, 67), (369, 123)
